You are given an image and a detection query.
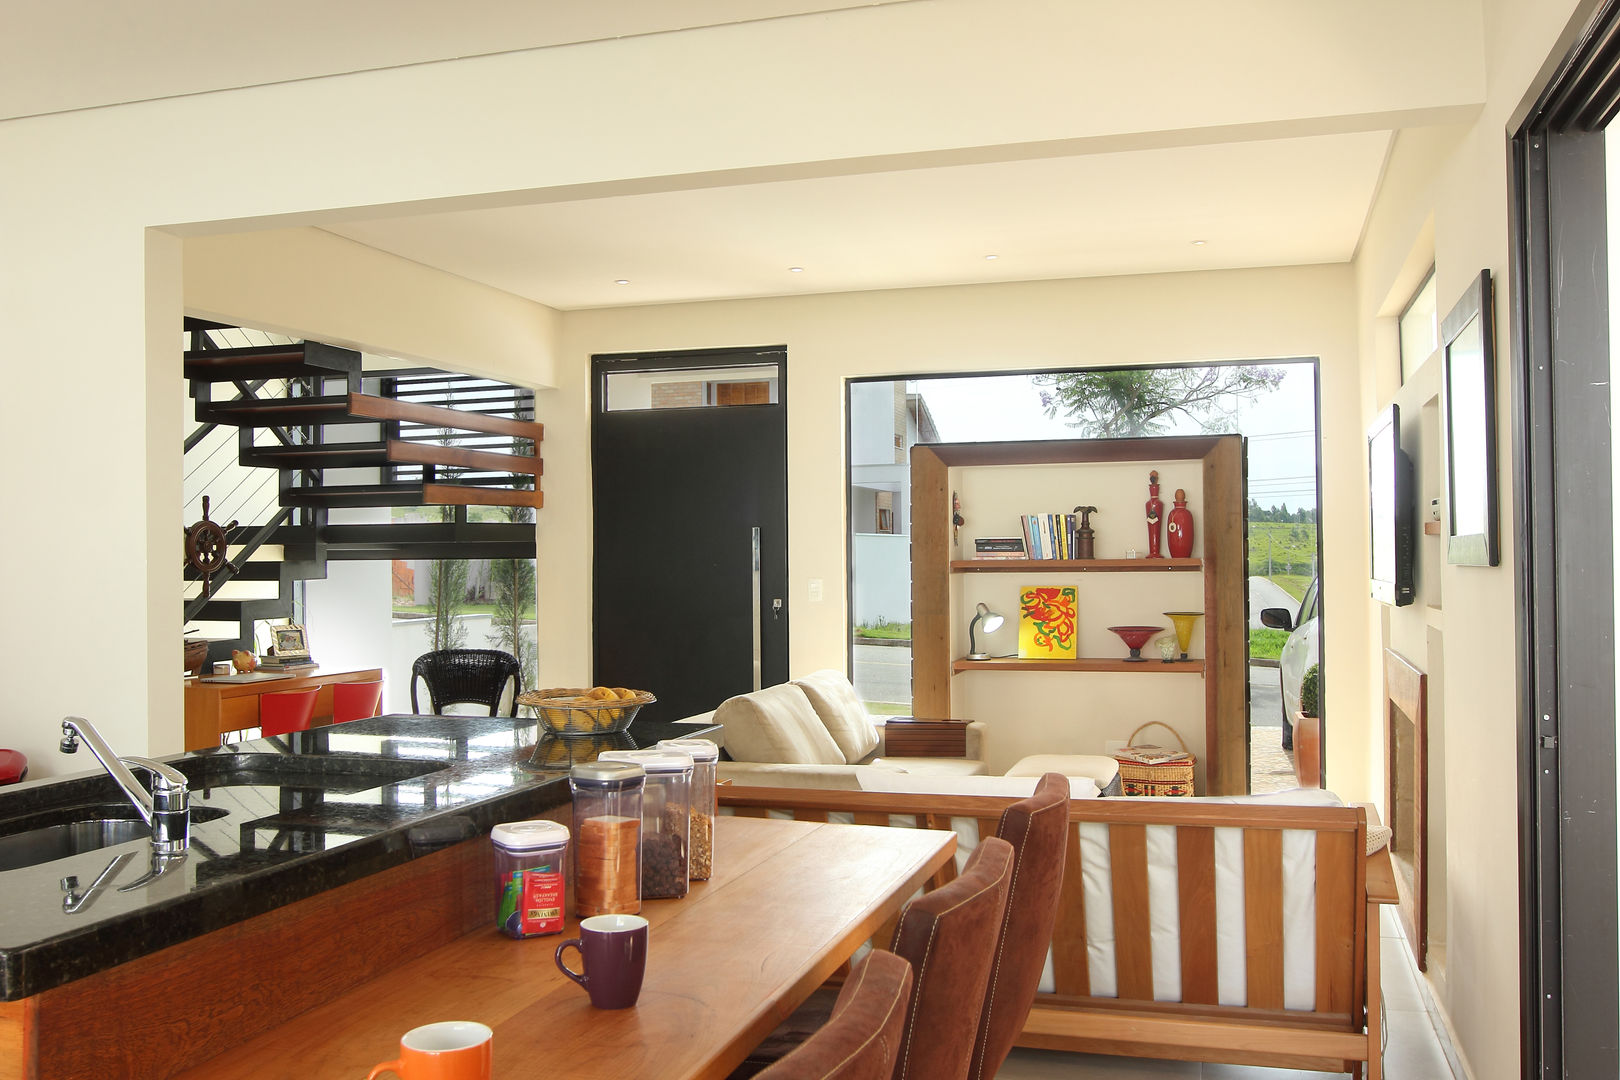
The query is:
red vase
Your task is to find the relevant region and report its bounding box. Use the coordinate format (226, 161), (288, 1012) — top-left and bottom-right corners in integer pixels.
(1144, 470), (1164, 558)
(1167, 488), (1194, 558)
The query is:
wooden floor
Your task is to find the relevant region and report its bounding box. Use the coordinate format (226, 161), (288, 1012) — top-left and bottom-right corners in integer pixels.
(997, 907), (1458, 1079)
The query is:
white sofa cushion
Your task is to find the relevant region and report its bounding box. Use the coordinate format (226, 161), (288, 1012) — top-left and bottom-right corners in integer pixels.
(869, 756), (988, 777)
(856, 771), (1099, 799)
(1005, 753), (1120, 787)
(792, 669), (879, 764)
(713, 682), (845, 765)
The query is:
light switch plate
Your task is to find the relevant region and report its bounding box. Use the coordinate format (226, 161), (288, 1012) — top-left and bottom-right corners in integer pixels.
(807, 579), (823, 602)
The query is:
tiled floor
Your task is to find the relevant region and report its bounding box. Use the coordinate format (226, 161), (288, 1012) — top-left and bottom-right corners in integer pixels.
(998, 907), (1459, 1079)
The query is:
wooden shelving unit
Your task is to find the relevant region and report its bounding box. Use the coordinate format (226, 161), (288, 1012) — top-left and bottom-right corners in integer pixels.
(951, 557), (1202, 573)
(952, 657), (1206, 674)
(911, 434), (1248, 795)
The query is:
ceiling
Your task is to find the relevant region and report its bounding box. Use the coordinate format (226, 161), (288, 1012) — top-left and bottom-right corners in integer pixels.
(10, 1), (1405, 312)
(326, 130), (1394, 310)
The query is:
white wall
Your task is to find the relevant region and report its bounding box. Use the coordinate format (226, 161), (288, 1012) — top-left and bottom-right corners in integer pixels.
(547, 266), (1365, 761)
(850, 533), (910, 626)
(1348, 2), (1589, 1075)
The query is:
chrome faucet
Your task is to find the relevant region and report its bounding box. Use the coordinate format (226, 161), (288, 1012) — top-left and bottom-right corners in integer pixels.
(59, 717), (191, 856)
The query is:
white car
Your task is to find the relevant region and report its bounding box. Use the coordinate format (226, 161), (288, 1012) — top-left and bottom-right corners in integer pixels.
(1260, 577), (1319, 751)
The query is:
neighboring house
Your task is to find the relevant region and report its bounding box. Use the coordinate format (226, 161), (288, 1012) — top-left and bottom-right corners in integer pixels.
(848, 383), (939, 625)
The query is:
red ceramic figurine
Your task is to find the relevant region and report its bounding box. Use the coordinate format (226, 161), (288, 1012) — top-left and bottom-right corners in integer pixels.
(1145, 470), (1164, 558)
(1167, 487), (1194, 558)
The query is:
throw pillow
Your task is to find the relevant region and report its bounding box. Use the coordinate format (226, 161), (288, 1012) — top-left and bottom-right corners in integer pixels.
(793, 669), (879, 764)
(714, 683), (846, 765)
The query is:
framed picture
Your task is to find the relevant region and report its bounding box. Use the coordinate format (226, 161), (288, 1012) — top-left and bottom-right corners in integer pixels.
(272, 623), (311, 660)
(1440, 269), (1499, 566)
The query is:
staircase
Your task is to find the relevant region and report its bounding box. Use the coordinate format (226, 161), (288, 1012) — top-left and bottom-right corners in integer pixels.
(182, 319), (540, 664)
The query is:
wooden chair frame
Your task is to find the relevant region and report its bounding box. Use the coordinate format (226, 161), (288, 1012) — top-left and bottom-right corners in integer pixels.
(720, 787), (1395, 1078)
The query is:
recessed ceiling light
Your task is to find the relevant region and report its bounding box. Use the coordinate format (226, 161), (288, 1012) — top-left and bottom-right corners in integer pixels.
(614, 279), (630, 285)
(984, 254), (999, 260)
(788, 266), (804, 273)
(1190, 240), (1207, 247)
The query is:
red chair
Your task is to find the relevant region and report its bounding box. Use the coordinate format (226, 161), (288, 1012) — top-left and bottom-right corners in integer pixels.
(259, 689), (319, 738)
(331, 680), (384, 725)
(0, 750), (27, 785)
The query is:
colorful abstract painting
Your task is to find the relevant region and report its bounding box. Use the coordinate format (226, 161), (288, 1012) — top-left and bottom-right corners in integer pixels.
(1018, 585), (1078, 659)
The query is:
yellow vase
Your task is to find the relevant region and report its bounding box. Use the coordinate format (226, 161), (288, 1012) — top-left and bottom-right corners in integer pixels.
(1163, 611), (1203, 659)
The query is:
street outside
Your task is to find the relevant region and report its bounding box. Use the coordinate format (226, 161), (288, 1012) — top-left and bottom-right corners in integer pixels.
(855, 641), (1296, 792)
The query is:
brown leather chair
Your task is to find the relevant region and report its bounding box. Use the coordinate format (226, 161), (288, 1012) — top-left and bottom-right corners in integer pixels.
(733, 836), (1017, 1080)
(966, 772), (1071, 1080)
(889, 836), (1015, 1080)
(755, 951), (914, 1080)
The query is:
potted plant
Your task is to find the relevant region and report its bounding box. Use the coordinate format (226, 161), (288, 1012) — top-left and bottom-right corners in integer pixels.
(1295, 663), (1321, 788)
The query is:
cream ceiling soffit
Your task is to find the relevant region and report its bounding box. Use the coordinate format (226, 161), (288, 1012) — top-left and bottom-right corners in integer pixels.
(174, 108), (1476, 238)
(0, 0), (918, 121)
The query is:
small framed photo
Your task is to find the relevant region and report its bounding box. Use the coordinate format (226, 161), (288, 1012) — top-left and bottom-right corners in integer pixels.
(1440, 269), (1499, 566)
(272, 623), (311, 661)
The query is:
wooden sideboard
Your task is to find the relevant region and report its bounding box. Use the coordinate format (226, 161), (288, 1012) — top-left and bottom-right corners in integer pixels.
(183, 668), (383, 750)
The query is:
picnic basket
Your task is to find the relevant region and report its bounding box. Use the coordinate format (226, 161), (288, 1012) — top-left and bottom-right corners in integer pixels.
(1114, 721), (1195, 796)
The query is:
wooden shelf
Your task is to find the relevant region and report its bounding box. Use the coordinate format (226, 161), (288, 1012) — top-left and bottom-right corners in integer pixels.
(952, 657), (1206, 674)
(951, 557), (1202, 573)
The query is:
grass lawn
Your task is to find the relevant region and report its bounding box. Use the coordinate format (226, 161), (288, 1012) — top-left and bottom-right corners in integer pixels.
(1249, 627), (1290, 660)
(1248, 521), (1317, 581)
(865, 701), (915, 715)
(855, 622), (912, 641)
(1266, 574), (1313, 603)
(392, 602), (500, 617)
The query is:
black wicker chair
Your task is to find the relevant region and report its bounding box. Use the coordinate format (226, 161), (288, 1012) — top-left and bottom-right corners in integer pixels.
(410, 649), (522, 717)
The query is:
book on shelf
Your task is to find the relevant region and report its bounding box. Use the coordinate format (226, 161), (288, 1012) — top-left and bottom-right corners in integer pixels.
(974, 536), (1026, 555)
(1017, 513), (1086, 560)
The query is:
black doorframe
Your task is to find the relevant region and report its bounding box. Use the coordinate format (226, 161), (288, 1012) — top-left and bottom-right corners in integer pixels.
(1511, 6), (1620, 1075)
(588, 345), (789, 720)
(844, 359), (1323, 792)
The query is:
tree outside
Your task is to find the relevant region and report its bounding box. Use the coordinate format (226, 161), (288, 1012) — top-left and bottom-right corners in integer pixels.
(427, 556), (470, 651)
(1033, 366), (1286, 437)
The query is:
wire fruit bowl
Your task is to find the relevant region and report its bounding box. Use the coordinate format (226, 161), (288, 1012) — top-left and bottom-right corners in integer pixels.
(516, 688), (656, 736)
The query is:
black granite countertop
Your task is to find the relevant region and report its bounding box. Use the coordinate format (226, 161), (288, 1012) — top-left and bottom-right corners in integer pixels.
(0, 714), (713, 1001)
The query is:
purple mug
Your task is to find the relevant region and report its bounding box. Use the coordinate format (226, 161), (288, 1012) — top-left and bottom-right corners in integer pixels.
(555, 914), (649, 1009)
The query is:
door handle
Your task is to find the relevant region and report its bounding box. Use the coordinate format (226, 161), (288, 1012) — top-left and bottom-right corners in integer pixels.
(751, 528), (762, 691)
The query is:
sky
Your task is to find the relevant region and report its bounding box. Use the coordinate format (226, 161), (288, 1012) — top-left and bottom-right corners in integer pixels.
(914, 363), (1319, 511)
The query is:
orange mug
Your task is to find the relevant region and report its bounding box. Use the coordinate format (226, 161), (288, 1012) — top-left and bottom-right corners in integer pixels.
(367, 1021), (492, 1080)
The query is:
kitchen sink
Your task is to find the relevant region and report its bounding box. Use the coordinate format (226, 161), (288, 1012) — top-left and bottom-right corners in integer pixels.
(0, 819), (148, 874)
(0, 803), (232, 873)
(176, 752), (449, 794)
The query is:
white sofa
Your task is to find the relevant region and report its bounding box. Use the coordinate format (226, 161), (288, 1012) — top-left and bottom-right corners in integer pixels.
(683, 670), (1120, 796)
(680, 669), (992, 790)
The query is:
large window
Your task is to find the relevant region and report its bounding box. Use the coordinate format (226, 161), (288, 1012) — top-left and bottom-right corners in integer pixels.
(847, 362), (1321, 791)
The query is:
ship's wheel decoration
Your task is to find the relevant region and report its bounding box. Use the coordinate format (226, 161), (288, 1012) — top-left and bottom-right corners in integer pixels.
(184, 495), (239, 597)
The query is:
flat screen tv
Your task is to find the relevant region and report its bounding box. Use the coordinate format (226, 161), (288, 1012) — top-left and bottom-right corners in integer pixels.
(1368, 403), (1416, 606)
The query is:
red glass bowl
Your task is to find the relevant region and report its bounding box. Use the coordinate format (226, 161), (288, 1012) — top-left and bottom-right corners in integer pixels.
(1107, 625), (1164, 661)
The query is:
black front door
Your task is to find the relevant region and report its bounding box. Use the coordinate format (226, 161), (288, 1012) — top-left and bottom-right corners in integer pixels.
(590, 348), (789, 724)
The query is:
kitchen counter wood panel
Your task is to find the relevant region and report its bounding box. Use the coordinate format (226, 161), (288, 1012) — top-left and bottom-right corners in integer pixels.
(1, 832), (498, 1080)
(178, 817), (955, 1080)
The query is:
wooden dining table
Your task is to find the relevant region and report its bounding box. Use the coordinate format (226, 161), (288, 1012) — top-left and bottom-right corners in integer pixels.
(178, 815), (956, 1079)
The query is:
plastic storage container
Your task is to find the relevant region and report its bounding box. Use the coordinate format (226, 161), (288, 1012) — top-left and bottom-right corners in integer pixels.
(600, 748), (693, 899)
(658, 738), (718, 880)
(491, 819), (570, 938)
(570, 760), (646, 916)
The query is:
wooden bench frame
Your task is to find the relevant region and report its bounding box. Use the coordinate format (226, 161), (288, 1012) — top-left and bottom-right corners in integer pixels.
(719, 786), (1396, 1079)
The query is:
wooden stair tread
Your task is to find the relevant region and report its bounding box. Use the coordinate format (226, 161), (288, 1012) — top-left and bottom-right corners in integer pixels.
(197, 396), (357, 426)
(184, 342), (360, 382)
